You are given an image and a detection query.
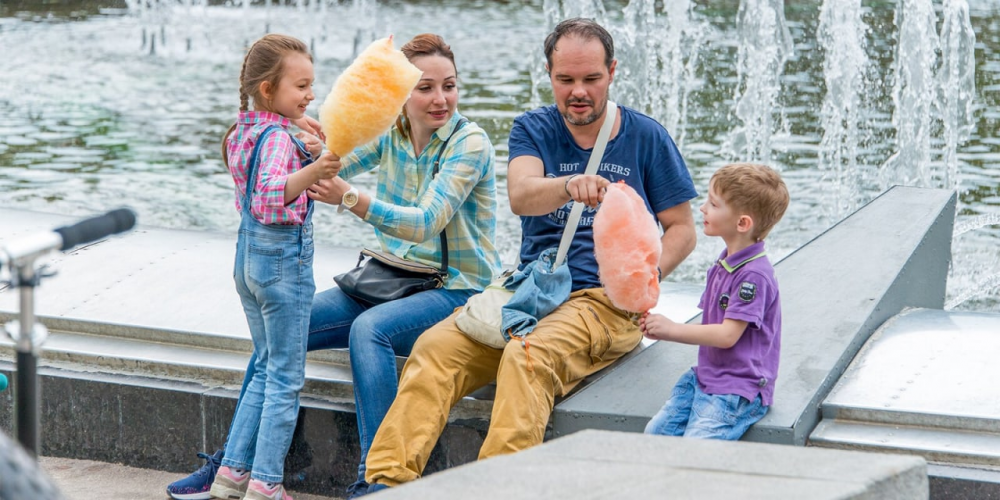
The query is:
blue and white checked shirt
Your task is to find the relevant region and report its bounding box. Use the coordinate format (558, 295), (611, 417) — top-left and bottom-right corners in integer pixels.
(338, 112), (502, 291)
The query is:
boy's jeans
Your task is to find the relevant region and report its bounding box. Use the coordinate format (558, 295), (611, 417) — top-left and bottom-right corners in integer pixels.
(644, 369), (768, 440)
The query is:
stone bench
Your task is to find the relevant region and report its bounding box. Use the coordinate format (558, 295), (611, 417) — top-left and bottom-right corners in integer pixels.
(0, 207), (701, 496)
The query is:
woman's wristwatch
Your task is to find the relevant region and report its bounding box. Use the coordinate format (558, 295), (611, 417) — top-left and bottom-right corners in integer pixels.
(338, 186), (359, 214)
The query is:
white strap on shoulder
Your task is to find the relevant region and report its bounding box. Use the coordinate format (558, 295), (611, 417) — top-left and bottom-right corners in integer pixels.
(554, 100), (617, 268)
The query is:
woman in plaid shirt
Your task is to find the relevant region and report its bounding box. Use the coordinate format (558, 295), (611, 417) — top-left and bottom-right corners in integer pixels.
(304, 33), (502, 498)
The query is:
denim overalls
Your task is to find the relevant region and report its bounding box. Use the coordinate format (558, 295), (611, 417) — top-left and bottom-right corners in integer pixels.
(221, 126), (315, 483)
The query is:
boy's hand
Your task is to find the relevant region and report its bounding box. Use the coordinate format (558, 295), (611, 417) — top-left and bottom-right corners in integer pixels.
(640, 311), (675, 341)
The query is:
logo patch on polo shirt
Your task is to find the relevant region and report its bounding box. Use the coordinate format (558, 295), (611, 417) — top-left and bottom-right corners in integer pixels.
(738, 282), (757, 302)
(719, 293), (729, 310)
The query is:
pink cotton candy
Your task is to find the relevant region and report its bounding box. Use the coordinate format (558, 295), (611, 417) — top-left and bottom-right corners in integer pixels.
(593, 182), (662, 313)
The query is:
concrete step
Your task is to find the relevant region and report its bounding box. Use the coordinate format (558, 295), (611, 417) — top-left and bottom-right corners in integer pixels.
(809, 418), (1000, 467)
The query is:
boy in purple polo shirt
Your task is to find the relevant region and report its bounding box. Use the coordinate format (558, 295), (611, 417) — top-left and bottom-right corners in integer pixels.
(641, 163), (789, 440)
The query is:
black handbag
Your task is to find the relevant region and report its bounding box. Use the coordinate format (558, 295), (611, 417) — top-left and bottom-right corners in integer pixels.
(334, 247), (447, 307)
(333, 118), (466, 307)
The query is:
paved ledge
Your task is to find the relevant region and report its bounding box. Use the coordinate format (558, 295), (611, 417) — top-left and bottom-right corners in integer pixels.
(0, 207), (701, 496)
(372, 429), (929, 500)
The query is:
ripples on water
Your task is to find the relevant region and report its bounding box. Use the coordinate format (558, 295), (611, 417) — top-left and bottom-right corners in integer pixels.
(0, 0), (998, 310)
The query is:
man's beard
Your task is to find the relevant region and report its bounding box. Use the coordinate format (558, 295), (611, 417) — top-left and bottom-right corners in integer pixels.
(561, 96), (607, 126)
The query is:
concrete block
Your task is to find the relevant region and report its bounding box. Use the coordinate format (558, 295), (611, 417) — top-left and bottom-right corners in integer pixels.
(371, 429), (928, 500)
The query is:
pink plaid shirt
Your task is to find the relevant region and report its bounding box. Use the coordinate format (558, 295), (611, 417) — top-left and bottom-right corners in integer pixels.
(226, 111), (309, 225)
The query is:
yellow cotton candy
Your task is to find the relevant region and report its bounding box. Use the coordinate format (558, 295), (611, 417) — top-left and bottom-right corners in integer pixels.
(319, 36), (422, 157)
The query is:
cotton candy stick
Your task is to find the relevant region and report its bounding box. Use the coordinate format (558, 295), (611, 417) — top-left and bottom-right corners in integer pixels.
(593, 182), (662, 313)
(319, 36), (422, 157)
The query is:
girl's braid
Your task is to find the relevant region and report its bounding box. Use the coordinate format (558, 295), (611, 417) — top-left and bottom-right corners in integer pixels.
(238, 41), (254, 112)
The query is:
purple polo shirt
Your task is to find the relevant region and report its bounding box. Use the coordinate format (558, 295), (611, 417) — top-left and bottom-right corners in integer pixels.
(694, 241), (781, 406)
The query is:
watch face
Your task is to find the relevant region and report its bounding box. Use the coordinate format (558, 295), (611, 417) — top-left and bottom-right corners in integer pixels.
(343, 189), (359, 207)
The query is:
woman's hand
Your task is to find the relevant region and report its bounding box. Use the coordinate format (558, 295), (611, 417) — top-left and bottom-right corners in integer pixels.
(308, 177), (351, 205)
(296, 131), (323, 158)
(292, 115), (327, 142)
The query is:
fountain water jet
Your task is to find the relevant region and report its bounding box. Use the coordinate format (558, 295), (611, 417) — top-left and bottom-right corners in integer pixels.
(817, 0), (874, 217)
(880, 0), (939, 189)
(726, 0), (793, 164)
(938, 0), (977, 190)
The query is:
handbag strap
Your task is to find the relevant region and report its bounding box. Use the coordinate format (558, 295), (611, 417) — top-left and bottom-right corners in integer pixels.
(431, 116), (469, 274)
(554, 100), (617, 268)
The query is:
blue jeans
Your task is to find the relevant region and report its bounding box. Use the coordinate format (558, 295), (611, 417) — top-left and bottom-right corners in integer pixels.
(644, 369), (768, 440)
(229, 285), (474, 485)
(223, 218), (315, 483)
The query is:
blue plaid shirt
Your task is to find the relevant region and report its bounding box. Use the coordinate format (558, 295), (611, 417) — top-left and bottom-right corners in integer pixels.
(338, 112), (501, 291)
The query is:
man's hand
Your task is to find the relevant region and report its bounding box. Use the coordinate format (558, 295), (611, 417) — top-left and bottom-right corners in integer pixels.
(566, 174), (611, 208)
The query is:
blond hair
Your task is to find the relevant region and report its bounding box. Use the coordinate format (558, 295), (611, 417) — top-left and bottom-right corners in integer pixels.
(710, 163), (789, 240)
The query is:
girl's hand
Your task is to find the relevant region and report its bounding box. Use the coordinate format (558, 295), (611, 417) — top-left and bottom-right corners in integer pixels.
(296, 131), (323, 158)
(311, 151), (341, 181)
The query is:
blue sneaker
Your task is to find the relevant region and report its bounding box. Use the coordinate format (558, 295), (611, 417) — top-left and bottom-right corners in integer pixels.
(166, 449), (223, 500)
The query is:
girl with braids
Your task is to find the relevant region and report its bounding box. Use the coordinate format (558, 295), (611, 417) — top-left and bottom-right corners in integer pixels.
(210, 33), (339, 500)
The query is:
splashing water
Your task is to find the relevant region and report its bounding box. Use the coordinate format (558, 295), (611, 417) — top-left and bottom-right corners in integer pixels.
(954, 213), (1000, 237)
(614, 0), (707, 149)
(937, 0), (977, 190)
(818, 0), (874, 218)
(946, 273), (1000, 310)
(881, 0), (939, 189)
(727, 0), (794, 164)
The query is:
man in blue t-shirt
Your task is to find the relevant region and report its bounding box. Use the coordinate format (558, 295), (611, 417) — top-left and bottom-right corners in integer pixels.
(363, 18), (697, 494)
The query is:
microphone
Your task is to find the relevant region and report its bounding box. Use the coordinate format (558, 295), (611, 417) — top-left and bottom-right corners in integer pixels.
(1, 208), (137, 267)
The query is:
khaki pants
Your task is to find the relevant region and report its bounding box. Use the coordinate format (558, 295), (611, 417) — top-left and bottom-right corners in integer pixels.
(365, 288), (642, 487)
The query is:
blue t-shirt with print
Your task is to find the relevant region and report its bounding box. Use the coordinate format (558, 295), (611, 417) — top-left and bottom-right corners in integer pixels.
(507, 104), (698, 291)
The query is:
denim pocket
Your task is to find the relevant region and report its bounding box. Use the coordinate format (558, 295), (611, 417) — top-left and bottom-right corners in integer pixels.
(248, 244), (283, 288)
(694, 393), (742, 427)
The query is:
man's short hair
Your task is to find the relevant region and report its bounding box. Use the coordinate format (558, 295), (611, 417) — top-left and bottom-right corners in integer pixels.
(711, 163), (790, 241)
(544, 18), (615, 70)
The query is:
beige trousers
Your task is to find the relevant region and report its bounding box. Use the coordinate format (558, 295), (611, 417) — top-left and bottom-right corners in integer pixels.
(365, 288), (642, 487)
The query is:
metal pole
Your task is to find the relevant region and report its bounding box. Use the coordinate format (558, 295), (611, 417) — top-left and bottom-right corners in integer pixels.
(13, 266), (40, 457)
